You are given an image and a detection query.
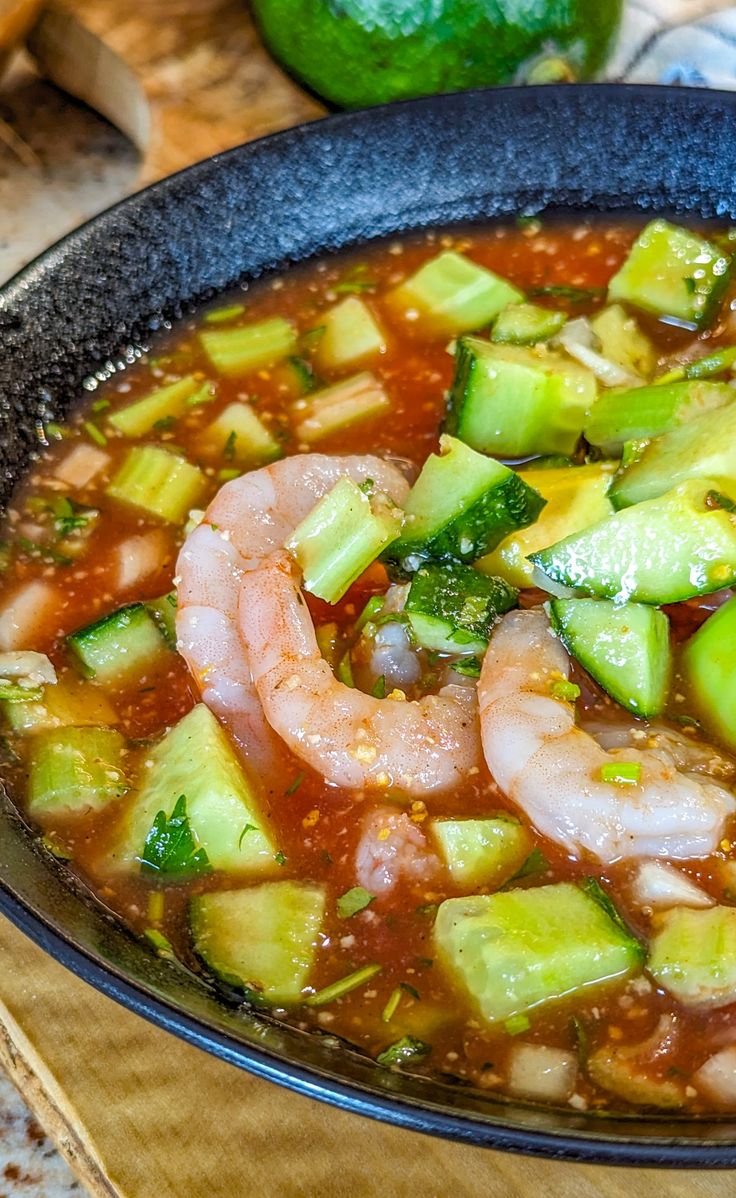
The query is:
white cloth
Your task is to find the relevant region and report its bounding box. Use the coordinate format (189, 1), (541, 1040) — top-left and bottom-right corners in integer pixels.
(609, 0), (736, 87)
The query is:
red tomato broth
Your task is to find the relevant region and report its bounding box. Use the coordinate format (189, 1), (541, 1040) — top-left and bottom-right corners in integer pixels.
(3, 216), (736, 1115)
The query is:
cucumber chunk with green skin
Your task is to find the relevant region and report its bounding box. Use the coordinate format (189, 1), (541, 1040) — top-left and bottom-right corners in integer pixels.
(28, 726), (128, 816)
(434, 881), (642, 1025)
(584, 380), (733, 454)
(648, 906), (736, 1008)
(491, 302), (566, 346)
(388, 251), (523, 336)
(113, 704), (277, 875)
(430, 817), (532, 890)
(285, 477), (403, 604)
(107, 446), (207, 524)
(549, 598), (671, 717)
(531, 480), (736, 604)
(145, 593), (177, 649)
(190, 882), (325, 1003)
(608, 220), (731, 329)
(107, 376), (201, 438)
(404, 562), (517, 655)
(384, 435), (545, 572)
(67, 603), (169, 683)
(608, 400), (736, 510)
(476, 463), (615, 589)
(589, 304), (656, 380)
(681, 594), (736, 752)
(199, 317), (297, 375)
(447, 337), (596, 457)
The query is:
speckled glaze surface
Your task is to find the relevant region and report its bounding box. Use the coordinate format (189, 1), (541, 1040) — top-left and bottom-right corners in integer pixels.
(2, 85), (736, 1164)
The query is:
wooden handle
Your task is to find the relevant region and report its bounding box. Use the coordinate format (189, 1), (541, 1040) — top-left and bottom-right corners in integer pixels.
(27, 0), (324, 181)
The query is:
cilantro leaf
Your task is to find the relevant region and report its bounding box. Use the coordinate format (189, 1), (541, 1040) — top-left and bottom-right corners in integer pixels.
(141, 794), (211, 878)
(376, 1036), (431, 1067)
(337, 886), (375, 919)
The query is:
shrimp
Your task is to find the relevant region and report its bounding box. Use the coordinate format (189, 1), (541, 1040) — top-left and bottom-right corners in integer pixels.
(355, 807), (440, 894)
(237, 550), (481, 794)
(176, 453), (408, 780)
(478, 608), (736, 862)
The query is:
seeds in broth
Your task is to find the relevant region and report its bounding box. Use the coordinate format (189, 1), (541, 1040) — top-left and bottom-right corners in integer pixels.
(5, 216), (736, 1113)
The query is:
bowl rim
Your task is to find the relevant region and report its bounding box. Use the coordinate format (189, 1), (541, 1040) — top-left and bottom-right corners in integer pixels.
(3, 81), (736, 1166)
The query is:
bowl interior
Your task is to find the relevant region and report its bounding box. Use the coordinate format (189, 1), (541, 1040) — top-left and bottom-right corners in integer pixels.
(2, 83), (736, 1164)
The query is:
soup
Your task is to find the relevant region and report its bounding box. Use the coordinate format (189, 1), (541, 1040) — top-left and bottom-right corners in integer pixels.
(4, 215), (736, 1114)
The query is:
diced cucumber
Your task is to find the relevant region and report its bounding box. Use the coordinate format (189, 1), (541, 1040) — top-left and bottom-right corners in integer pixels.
(67, 603), (169, 683)
(608, 220), (731, 328)
(384, 435), (545, 572)
(608, 400), (736, 509)
(589, 304), (656, 380)
(2, 672), (118, 733)
(190, 881), (325, 1003)
(114, 704), (277, 875)
(200, 317), (297, 375)
(681, 594), (736, 752)
(430, 816), (532, 890)
(145, 592), (177, 649)
(285, 477), (402, 604)
(476, 463), (615, 589)
(107, 446), (206, 523)
(549, 598), (671, 717)
(292, 372), (389, 444)
(434, 881), (642, 1024)
(28, 726), (128, 816)
(201, 401), (280, 467)
(388, 250), (523, 335)
(648, 906), (736, 1008)
(316, 296), (386, 371)
(491, 302), (566, 345)
(404, 562), (517, 655)
(584, 380), (732, 453)
(531, 480), (736, 604)
(446, 338), (596, 457)
(108, 376), (201, 437)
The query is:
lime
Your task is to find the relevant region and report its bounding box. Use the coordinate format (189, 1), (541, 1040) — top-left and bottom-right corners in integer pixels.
(251, 0), (623, 109)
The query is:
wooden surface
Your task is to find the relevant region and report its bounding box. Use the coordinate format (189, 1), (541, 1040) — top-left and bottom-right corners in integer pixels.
(28, 0), (325, 182)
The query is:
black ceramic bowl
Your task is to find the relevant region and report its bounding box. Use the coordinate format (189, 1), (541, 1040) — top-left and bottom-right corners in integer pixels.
(2, 84), (736, 1166)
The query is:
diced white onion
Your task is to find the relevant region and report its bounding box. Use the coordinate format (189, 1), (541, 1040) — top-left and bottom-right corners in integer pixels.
(694, 1046), (736, 1105)
(0, 581), (58, 651)
(557, 318), (641, 388)
(630, 861), (714, 911)
(53, 443), (109, 489)
(0, 650), (56, 686)
(115, 530), (170, 592)
(506, 1043), (577, 1103)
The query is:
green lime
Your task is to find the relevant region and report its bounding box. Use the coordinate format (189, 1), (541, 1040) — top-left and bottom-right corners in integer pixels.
(251, 0), (623, 109)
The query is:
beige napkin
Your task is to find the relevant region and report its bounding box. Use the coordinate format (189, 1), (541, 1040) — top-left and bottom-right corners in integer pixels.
(1, 915), (735, 1198)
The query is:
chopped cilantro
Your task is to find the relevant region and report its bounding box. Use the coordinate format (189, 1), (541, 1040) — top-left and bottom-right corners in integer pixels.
(376, 1036), (431, 1066)
(505, 846), (549, 885)
(504, 1013), (530, 1036)
(530, 284), (605, 304)
(140, 794), (211, 878)
(238, 823), (259, 849)
(274, 850), (287, 866)
(452, 656), (481, 679)
(285, 771), (305, 796)
(223, 430), (237, 460)
(371, 674), (386, 699)
(337, 886), (375, 918)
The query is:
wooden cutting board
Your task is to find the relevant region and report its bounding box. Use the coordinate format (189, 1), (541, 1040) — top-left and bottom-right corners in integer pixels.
(26, 0), (325, 182)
